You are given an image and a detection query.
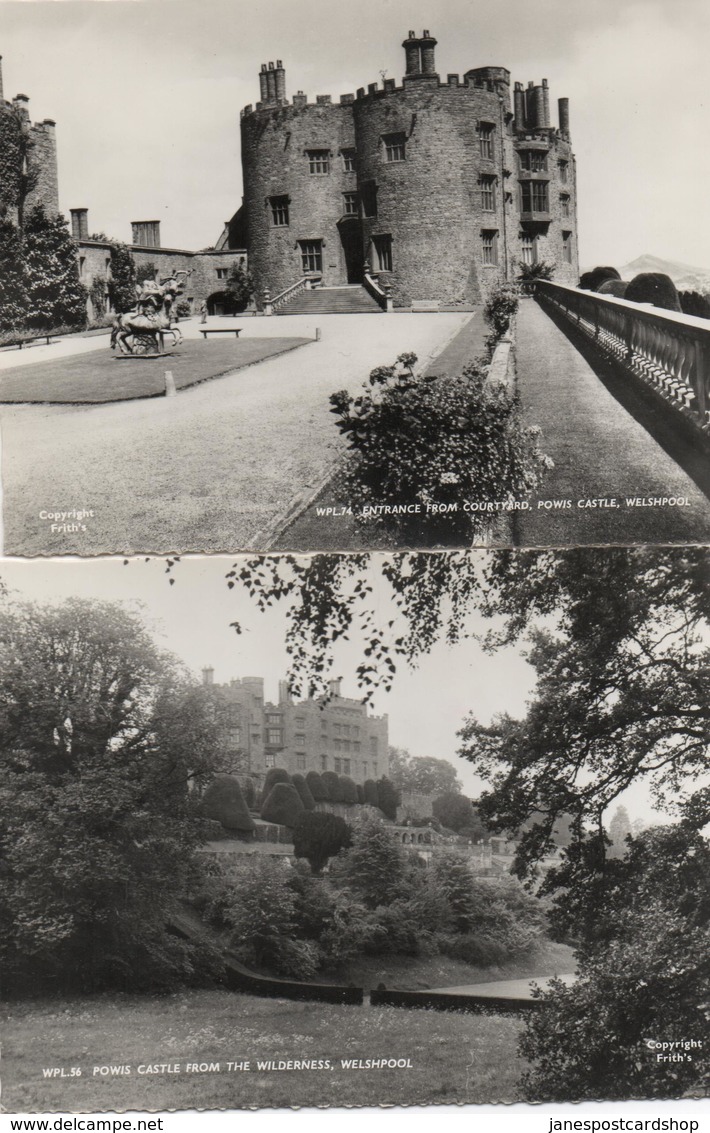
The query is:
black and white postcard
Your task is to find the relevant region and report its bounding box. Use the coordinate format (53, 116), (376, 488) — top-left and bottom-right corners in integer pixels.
(0, 0), (709, 555)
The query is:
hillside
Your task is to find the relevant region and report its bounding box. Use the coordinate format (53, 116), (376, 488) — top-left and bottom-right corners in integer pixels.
(618, 254), (710, 293)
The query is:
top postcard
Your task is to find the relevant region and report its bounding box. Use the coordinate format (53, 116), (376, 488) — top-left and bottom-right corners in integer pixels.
(1, 0), (709, 556)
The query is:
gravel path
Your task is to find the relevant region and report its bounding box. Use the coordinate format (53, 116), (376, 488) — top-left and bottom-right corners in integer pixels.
(1, 312), (469, 556)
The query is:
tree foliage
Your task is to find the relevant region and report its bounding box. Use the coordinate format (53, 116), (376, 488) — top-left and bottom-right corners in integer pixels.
(200, 775), (255, 834)
(625, 272), (681, 313)
(388, 747), (462, 796)
(291, 772), (316, 810)
(108, 241), (137, 314)
(0, 597), (223, 993)
(332, 811), (408, 908)
(305, 770), (328, 801)
(375, 775), (400, 820)
(0, 215), (27, 335)
(22, 206), (86, 332)
(293, 811), (352, 873)
(225, 261), (255, 309)
(260, 782), (305, 827)
(432, 791), (474, 833)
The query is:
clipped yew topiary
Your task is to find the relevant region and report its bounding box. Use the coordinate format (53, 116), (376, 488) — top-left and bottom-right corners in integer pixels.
(679, 290), (710, 320)
(200, 775), (255, 834)
(293, 811), (352, 873)
(357, 784), (365, 804)
(305, 770), (328, 802)
(291, 773), (316, 811)
(261, 767), (290, 803)
(625, 273), (681, 312)
(579, 266), (621, 292)
(376, 776), (401, 821)
(364, 779), (379, 807)
(241, 777), (256, 809)
(339, 775), (359, 805)
(260, 782), (305, 828)
(596, 279), (629, 299)
(322, 770), (343, 803)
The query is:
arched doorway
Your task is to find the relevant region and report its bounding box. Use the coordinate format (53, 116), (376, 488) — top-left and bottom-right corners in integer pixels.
(206, 290), (239, 316)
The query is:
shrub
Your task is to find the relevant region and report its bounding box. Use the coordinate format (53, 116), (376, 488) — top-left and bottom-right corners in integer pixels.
(596, 279), (628, 299)
(261, 767), (290, 802)
(291, 772), (316, 810)
(625, 272), (681, 312)
(330, 352), (551, 543)
(241, 777), (256, 808)
(215, 857), (319, 978)
(483, 282), (521, 340)
(200, 775), (255, 834)
(339, 775), (358, 804)
(331, 811), (408, 908)
(176, 299), (192, 318)
(516, 260), (556, 295)
(107, 241), (137, 314)
(364, 779), (379, 807)
(375, 776), (400, 820)
(23, 207), (87, 332)
(322, 770), (343, 802)
(579, 266), (620, 291)
(679, 290), (710, 319)
(226, 261), (255, 310)
(293, 811), (352, 873)
(0, 215), (27, 334)
(305, 770), (329, 802)
(260, 782), (304, 827)
(356, 784), (365, 804)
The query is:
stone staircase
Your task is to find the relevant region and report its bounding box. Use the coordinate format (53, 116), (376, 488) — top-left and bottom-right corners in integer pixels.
(276, 284), (383, 315)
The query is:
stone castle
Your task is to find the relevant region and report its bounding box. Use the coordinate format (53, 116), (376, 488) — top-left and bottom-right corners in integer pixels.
(201, 669), (389, 790)
(238, 31), (579, 308)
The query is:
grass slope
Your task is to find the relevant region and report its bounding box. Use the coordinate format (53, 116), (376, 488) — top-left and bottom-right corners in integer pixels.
(4, 989), (524, 1112)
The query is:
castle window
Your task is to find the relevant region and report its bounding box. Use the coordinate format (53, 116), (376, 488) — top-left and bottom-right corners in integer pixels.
(477, 123), (495, 159)
(342, 191), (359, 216)
(267, 713), (281, 725)
(560, 193), (571, 218)
(480, 175), (496, 211)
(361, 181), (378, 219)
(373, 234), (393, 272)
(353, 741), (361, 754)
(521, 181), (549, 213)
(382, 132), (406, 163)
(558, 160), (569, 184)
(79, 256), (86, 279)
(562, 231), (573, 263)
(228, 726), (242, 747)
(334, 757), (342, 773)
(299, 240), (323, 273)
(270, 196), (290, 226)
(265, 752), (276, 768)
(296, 753), (306, 770)
(370, 736), (379, 756)
(216, 268), (229, 279)
(362, 761), (368, 777)
(320, 754), (328, 771)
(266, 728), (283, 745)
(343, 759), (351, 775)
(521, 234), (537, 265)
(307, 149), (330, 174)
(353, 726), (360, 738)
(481, 230), (499, 266)
(519, 151), (548, 173)
(294, 733), (305, 748)
(341, 149), (356, 173)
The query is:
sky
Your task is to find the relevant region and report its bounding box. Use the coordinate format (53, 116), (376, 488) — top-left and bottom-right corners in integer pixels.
(1, 0), (709, 268)
(0, 551), (672, 827)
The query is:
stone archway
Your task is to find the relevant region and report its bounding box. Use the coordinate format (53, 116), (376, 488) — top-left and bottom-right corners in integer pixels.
(206, 290), (239, 317)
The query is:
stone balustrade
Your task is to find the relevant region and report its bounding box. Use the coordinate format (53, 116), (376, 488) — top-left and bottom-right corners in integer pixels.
(536, 280), (710, 434)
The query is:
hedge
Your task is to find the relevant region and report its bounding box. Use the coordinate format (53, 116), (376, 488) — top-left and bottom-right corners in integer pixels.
(305, 770), (329, 802)
(364, 779), (379, 807)
(200, 775), (255, 834)
(339, 775), (359, 805)
(579, 266), (621, 292)
(291, 773), (316, 811)
(322, 770), (343, 803)
(625, 272), (681, 313)
(260, 783), (305, 828)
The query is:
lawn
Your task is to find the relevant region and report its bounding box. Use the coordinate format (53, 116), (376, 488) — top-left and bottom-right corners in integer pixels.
(3, 988), (526, 1112)
(0, 338), (310, 403)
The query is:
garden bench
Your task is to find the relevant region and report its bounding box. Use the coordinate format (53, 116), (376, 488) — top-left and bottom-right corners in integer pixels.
(200, 328), (242, 339)
(6, 333), (58, 350)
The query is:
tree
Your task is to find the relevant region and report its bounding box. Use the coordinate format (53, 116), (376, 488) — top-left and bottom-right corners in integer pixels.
(608, 805), (632, 859)
(339, 775), (358, 804)
(579, 266), (620, 291)
(375, 776), (400, 820)
(0, 215), (27, 335)
(388, 747), (462, 796)
(261, 767), (290, 801)
(0, 597), (223, 994)
(432, 792), (473, 832)
(332, 811), (407, 908)
(22, 206), (86, 332)
(0, 105), (39, 228)
(293, 811), (352, 873)
(260, 782), (304, 827)
(200, 775), (255, 834)
(305, 770), (328, 802)
(225, 261), (255, 310)
(321, 770), (343, 802)
(519, 825), (710, 1100)
(108, 241), (137, 313)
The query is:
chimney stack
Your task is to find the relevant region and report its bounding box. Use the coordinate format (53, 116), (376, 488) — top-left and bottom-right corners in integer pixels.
(420, 30), (437, 75)
(266, 61), (276, 101)
(259, 63), (269, 102)
(202, 666), (214, 686)
(131, 220), (161, 248)
(69, 208), (89, 241)
(513, 81), (525, 130)
(558, 97), (570, 139)
(541, 78), (550, 128)
(275, 59), (286, 101)
(403, 30), (420, 75)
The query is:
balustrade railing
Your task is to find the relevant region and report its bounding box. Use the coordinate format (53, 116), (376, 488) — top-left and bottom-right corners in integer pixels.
(536, 280), (710, 434)
(264, 275), (321, 315)
(363, 263), (393, 313)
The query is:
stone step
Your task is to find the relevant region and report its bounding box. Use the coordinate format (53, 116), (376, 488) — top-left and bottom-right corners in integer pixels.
(276, 285), (383, 315)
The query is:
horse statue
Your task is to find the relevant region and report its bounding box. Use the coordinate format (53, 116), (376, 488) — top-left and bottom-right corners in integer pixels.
(110, 270), (192, 355)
